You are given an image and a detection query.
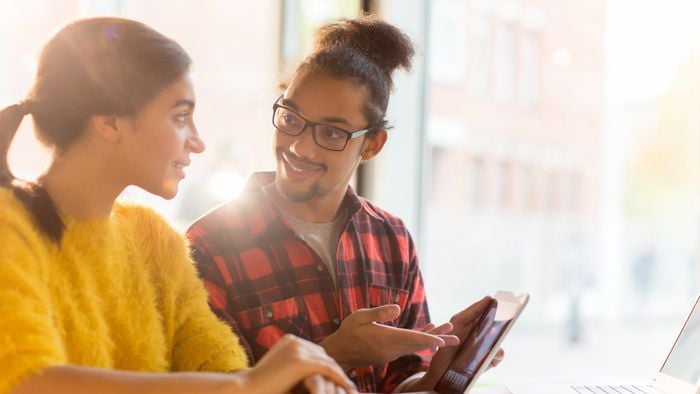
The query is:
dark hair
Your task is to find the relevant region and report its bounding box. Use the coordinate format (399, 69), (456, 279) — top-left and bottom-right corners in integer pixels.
(0, 17), (192, 242)
(292, 16), (415, 133)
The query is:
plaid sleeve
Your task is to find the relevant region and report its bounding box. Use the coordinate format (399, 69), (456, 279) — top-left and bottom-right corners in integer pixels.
(187, 226), (256, 362)
(380, 236), (433, 392)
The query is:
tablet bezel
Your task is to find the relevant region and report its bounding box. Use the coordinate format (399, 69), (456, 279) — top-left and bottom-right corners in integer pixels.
(462, 291), (529, 393)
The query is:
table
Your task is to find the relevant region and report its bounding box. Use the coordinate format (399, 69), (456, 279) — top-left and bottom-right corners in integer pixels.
(472, 387), (510, 394)
(404, 387), (509, 394)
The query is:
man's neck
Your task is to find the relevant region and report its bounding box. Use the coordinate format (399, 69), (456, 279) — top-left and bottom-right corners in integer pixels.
(264, 182), (347, 223)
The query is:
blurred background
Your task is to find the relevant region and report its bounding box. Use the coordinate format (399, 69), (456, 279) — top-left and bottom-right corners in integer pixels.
(2, 0), (700, 386)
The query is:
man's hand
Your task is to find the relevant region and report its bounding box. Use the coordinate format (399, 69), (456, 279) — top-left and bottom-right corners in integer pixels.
(319, 304), (459, 370)
(489, 348), (505, 369)
(403, 296), (496, 392)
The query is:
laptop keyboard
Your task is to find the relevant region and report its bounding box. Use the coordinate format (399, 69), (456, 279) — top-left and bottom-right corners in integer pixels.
(572, 385), (653, 394)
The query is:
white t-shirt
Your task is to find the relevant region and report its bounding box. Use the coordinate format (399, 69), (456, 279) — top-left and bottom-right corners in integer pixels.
(262, 185), (349, 284)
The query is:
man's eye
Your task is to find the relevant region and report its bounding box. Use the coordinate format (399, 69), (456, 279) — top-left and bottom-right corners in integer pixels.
(318, 126), (345, 140)
(282, 114), (296, 124)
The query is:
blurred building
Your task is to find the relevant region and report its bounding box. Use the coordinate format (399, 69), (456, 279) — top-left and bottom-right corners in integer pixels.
(423, 0), (605, 331)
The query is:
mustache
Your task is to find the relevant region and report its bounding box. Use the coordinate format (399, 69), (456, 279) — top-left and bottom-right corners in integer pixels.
(278, 149), (328, 171)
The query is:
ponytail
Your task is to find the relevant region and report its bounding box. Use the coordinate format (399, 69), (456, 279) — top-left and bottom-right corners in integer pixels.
(0, 101), (65, 243)
(0, 102), (29, 183)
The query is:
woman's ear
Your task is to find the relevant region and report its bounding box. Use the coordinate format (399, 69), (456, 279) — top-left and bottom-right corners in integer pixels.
(90, 115), (122, 143)
(361, 129), (388, 160)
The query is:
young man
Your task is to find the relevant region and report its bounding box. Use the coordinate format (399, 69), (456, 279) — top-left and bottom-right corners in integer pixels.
(187, 17), (497, 393)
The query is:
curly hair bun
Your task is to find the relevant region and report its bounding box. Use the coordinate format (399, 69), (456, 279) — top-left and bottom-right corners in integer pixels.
(313, 16), (415, 78)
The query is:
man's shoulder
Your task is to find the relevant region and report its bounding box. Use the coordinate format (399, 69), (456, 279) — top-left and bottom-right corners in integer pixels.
(354, 195), (408, 232)
(188, 172), (274, 235)
(187, 196), (255, 236)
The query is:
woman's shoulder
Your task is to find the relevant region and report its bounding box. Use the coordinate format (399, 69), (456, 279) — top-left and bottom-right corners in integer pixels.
(113, 201), (183, 243)
(112, 201), (193, 273)
(0, 186), (52, 268)
(0, 186), (41, 234)
(114, 201), (168, 224)
(0, 186), (26, 212)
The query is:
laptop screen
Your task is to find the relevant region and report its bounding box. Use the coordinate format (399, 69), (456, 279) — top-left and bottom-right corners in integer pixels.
(660, 295), (700, 385)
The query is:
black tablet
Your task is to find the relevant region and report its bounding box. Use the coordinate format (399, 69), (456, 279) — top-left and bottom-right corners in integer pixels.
(434, 291), (529, 394)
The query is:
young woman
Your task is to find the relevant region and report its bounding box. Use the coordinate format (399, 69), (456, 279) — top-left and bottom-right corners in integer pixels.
(0, 17), (354, 394)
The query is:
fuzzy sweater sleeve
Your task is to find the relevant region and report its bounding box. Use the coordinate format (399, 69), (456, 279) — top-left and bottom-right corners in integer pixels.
(169, 240), (250, 372)
(0, 200), (66, 394)
(129, 206), (249, 373)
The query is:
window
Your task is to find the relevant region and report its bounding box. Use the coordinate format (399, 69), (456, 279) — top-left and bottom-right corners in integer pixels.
(518, 30), (541, 107)
(498, 160), (513, 209)
(470, 156), (486, 209)
(520, 164), (537, 212)
(467, 5), (492, 97)
(429, 0), (467, 85)
(281, 0), (361, 69)
(518, 6), (545, 107)
(492, 3), (518, 102)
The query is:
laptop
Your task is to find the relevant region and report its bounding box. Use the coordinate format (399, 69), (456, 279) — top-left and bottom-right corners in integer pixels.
(506, 293), (700, 394)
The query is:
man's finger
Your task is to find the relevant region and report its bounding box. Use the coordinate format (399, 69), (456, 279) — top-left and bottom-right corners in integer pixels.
(424, 323), (460, 346)
(450, 296), (493, 326)
(425, 322), (453, 335)
(347, 304), (401, 324)
(436, 334), (460, 346)
(490, 348), (505, 368)
(371, 323), (448, 347)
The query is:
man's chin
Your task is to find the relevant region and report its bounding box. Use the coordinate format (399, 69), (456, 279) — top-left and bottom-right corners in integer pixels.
(275, 178), (320, 203)
(279, 186), (315, 203)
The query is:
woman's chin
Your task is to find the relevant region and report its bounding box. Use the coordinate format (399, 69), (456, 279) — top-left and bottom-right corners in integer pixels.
(159, 187), (179, 200)
(148, 180), (180, 200)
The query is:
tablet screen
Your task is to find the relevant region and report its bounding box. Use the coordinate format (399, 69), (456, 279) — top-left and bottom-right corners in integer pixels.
(435, 291), (528, 394)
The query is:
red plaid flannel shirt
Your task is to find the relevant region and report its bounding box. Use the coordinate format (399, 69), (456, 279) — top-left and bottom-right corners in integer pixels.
(186, 172), (433, 392)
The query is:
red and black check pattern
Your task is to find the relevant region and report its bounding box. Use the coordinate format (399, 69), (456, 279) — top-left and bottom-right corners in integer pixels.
(186, 172), (433, 393)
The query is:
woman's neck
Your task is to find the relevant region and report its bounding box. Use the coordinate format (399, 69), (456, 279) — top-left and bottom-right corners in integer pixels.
(39, 150), (124, 220)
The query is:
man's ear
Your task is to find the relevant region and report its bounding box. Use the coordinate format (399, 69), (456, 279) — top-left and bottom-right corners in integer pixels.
(360, 129), (388, 161)
(89, 115), (122, 143)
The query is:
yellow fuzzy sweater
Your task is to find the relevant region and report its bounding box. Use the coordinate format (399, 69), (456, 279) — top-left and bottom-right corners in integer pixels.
(0, 188), (248, 393)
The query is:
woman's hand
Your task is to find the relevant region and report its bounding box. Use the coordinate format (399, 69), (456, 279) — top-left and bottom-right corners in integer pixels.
(246, 334), (357, 394)
(299, 374), (352, 394)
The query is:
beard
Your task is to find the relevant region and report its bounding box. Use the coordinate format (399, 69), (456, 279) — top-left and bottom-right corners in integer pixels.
(274, 148), (330, 202)
(274, 176), (327, 202)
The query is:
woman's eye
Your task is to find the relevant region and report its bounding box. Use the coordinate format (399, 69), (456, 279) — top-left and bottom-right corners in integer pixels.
(175, 112), (190, 123)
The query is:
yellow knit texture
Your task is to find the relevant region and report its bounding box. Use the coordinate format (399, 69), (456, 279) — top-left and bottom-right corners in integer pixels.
(0, 189), (248, 393)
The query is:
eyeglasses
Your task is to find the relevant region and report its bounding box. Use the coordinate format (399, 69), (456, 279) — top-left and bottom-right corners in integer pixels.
(272, 95), (371, 152)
